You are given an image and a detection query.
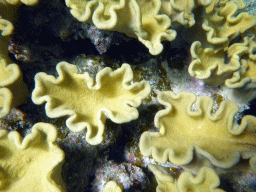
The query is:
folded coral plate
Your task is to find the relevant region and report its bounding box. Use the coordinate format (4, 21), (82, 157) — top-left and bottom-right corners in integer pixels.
(149, 164), (225, 192)
(139, 91), (256, 170)
(0, 123), (66, 192)
(32, 62), (151, 145)
(0, 0), (34, 118)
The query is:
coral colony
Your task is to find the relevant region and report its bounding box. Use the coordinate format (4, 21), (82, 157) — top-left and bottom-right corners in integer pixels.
(1, 0), (256, 191)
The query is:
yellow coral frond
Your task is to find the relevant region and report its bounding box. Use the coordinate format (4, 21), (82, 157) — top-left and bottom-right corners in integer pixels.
(149, 164), (225, 192)
(203, 0), (256, 47)
(32, 62), (150, 145)
(139, 91), (256, 169)
(189, 41), (243, 86)
(0, 123), (66, 192)
(103, 181), (123, 192)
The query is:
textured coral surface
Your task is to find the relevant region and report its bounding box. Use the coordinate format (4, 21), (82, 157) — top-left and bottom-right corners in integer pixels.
(32, 62), (150, 145)
(1, 0), (256, 191)
(65, 0), (178, 55)
(149, 164), (225, 192)
(0, 123), (65, 192)
(140, 91), (256, 168)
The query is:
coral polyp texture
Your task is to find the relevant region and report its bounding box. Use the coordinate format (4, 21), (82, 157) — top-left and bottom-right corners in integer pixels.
(139, 91), (256, 170)
(148, 164), (225, 192)
(0, 123), (66, 192)
(32, 62), (151, 145)
(64, 0), (211, 55)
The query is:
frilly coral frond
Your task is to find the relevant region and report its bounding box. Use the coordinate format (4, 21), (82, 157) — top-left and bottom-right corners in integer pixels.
(32, 62), (150, 145)
(0, 18), (14, 36)
(4, 0), (38, 6)
(168, 0), (211, 27)
(149, 164), (225, 192)
(222, 35), (256, 103)
(139, 91), (256, 169)
(66, 0), (177, 55)
(0, 58), (21, 87)
(0, 88), (12, 118)
(0, 0), (32, 118)
(0, 123), (66, 192)
(189, 41), (244, 86)
(0, 58), (28, 117)
(203, 0), (256, 48)
(103, 181), (122, 192)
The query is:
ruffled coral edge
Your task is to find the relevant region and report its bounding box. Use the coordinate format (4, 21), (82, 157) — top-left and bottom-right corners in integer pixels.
(103, 181), (123, 192)
(0, 59), (22, 86)
(32, 62), (151, 145)
(1, 122), (66, 192)
(0, 0), (36, 117)
(139, 91), (256, 170)
(0, 58), (28, 111)
(66, 0), (177, 55)
(5, 0), (39, 6)
(188, 41), (241, 86)
(0, 87), (12, 118)
(148, 164), (225, 192)
(0, 18), (14, 36)
(203, 1), (256, 47)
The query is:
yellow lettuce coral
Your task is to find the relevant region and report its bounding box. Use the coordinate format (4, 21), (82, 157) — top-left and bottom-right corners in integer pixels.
(0, 123), (66, 192)
(222, 67), (256, 104)
(139, 91), (256, 170)
(3, 0), (38, 6)
(65, 0), (177, 55)
(0, 58), (28, 117)
(162, 0), (211, 27)
(203, 0), (256, 49)
(188, 41), (244, 86)
(0, 88), (12, 118)
(65, 0), (212, 55)
(103, 181), (122, 192)
(0, 0), (39, 61)
(148, 164), (225, 192)
(186, 0), (256, 88)
(32, 62), (151, 145)
(0, 0), (38, 118)
(222, 35), (256, 103)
